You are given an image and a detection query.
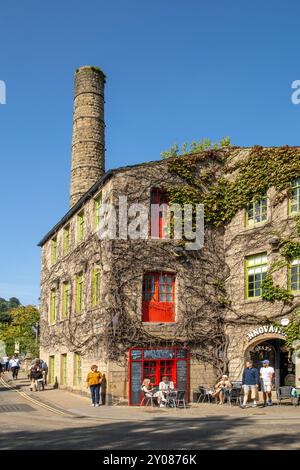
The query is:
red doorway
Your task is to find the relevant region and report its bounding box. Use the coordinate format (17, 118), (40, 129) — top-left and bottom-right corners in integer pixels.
(128, 347), (189, 406)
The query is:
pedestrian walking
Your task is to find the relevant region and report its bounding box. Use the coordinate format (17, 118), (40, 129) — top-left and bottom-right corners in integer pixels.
(9, 355), (20, 380)
(0, 356), (6, 377)
(30, 362), (44, 391)
(86, 365), (102, 407)
(240, 360), (259, 408)
(260, 359), (274, 406)
(3, 355), (9, 371)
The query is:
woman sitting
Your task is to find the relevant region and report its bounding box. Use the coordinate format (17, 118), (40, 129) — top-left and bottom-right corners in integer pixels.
(211, 375), (232, 404)
(141, 378), (159, 405)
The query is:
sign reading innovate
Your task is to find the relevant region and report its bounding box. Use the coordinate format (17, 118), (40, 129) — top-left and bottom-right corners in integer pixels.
(246, 324), (286, 341)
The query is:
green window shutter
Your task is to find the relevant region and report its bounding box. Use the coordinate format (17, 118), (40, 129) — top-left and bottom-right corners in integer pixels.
(49, 355), (55, 384)
(76, 273), (83, 313)
(78, 211), (84, 241)
(62, 282), (70, 318)
(94, 196), (101, 229)
(245, 253), (267, 299)
(74, 353), (81, 385)
(63, 226), (70, 254)
(93, 267), (100, 306)
(61, 354), (67, 385)
(51, 238), (57, 264)
(289, 178), (300, 214)
(50, 289), (57, 323)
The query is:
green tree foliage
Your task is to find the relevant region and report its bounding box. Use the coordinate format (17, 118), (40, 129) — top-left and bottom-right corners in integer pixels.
(0, 305), (39, 357)
(0, 297), (21, 324)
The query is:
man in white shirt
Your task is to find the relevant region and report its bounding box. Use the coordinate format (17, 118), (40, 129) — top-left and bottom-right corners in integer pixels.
(260, 359), (274, 406)
(9, 355), (21, 380)
(158, 376), (175, 407)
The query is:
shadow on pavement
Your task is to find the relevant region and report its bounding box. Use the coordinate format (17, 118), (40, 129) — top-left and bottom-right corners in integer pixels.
(0, 415), (299, 450)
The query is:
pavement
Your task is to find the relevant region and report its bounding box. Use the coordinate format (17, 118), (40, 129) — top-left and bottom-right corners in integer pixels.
(1, 371), (300, 449)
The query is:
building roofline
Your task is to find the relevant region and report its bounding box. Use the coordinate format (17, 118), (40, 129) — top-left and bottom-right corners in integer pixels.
(37, 144), (300, 247)
(37, 158), (169, 247)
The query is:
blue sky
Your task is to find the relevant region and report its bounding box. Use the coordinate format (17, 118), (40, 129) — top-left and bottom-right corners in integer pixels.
(0, 1), (300, 305)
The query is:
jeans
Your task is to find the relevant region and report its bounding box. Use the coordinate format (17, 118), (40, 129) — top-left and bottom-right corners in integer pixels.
(11, 367), (19, 379)
(90, 384), (100, 404)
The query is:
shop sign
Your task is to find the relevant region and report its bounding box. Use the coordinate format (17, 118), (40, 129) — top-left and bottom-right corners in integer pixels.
(246, 324), (286, 341)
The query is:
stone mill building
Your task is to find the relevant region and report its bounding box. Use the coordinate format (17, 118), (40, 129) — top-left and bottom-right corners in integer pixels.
(38, 65), (300, 404)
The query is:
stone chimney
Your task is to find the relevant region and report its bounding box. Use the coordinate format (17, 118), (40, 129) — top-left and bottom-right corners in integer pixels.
(70, 66), (106, 207)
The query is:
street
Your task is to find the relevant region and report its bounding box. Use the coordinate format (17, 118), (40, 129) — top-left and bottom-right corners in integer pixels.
(0, 374), (300, 450)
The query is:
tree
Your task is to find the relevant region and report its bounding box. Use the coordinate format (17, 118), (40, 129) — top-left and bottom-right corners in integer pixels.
(0, 297), (21, 324)
(0, 305), (39, 357)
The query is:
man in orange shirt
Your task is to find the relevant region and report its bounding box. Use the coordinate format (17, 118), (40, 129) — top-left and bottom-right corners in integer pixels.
(86, 364), (102, 407)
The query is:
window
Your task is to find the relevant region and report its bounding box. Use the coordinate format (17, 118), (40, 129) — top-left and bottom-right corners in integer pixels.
(61, 354), (67, 386)
(92, 266), (100, 306)
(63, 225), (70, 254)
(289, 178), (300, 214)
(150, 189), (170, 238)
(62, 281), (70, 318)
(77, 211), (84, 242)
(49, 355), (55, 384)
(290, 258), (300, 292)
(246, 193), (267, 226)
(51, 237), (57, 264)
(94, 195), (101, 229)
(246, 253), (267, 299)
(74, 353), (82, 386)
(76, 273), (83, 313)
(50, 289), (57, 323)
(142, 272), (175, 322)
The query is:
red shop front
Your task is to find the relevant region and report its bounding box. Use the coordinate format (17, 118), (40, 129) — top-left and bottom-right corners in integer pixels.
(128, 347), (189, 406)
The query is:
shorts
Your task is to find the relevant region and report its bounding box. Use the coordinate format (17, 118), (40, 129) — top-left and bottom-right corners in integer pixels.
(243, 384), (257, 399)
(261, 382), (272, 393)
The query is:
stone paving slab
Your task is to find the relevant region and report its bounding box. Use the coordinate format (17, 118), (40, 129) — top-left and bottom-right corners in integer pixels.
(4, 372), (300, 422)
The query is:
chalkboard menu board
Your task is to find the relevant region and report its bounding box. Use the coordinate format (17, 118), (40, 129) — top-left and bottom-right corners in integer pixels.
(176, 360), (187, 398)
(130, 361), (142, 405)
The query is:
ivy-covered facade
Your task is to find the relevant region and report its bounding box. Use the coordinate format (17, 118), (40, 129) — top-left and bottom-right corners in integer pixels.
(38, 68), (300, 404)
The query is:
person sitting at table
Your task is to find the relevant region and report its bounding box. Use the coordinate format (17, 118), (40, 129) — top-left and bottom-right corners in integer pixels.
(211, 374), (232, 404)
(158, 376), (175, 407)
(141, 378), (159, 406)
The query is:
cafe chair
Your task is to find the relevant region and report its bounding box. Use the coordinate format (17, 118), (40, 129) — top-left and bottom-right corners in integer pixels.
(277, 386), (293, 406)
(166, 390), (177, 408)
(140, 393), (155, 407)
(176, 390), (187, 408)
(197, 386), (213, 403)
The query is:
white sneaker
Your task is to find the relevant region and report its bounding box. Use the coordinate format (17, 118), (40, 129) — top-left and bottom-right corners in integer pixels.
(160, 404), (165, 408)
(96, 404), (100, 407)
(91, 404), (95, 407)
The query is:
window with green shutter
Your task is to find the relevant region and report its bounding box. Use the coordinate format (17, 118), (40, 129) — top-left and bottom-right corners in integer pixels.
(78, 211), (84, 242)
(50, 289), (57, 323)
(246, 192), (267, 226)
(92, 266), (101, 306)
(290, 258), (300, 292)
(246, 253), (267, 299)
(51, 237), (57, 264)
(94, 195), (102, 229)
(76, 273), (83, 313)
(63, 225), (70, 254)
(74, 353), (81, 386)
(62, 282), (70, 318)
(49, 355), (55, 384)
(61, 354), (67, 385)
(289, 178), (300, 214)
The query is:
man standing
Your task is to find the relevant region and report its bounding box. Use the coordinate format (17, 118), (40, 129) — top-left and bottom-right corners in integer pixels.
(9, 355), (20, 380)
(260, 359), (274, 406)
(241, 360), (259, 408)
